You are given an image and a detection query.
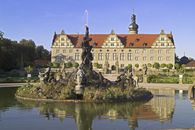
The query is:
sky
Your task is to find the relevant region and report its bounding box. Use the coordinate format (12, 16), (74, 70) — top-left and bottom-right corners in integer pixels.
(0, 0), (195, 58)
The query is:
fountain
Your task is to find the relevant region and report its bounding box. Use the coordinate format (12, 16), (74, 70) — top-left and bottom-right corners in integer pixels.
(16, 26), (153, 102)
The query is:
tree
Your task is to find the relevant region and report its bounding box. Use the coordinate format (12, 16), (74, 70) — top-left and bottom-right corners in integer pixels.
(24, 65), (33, 74)
(135, 64), (139, 68)
(153, 62), (160, 70)
(35, 45), (50, 60)
(167, 63), (173, 70)
(175, 63), (181, 71)
(24, 65), (33, 78)
(19, 39), (36, 66)
(66, 62), (73, 68)
(147, 63), (152, 68)
(160, 63), (167, 68)
(93, 62), (99, 68)
(73, 62), (79, 68)
(126, 64), (132, 70)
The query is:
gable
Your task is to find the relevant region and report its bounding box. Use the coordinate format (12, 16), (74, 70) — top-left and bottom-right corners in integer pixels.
(102, 34), (124, 48)
(53, 34), (74, 48)
(152, 34), (174, 48)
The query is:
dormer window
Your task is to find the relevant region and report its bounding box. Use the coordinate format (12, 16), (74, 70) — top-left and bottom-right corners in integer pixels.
(135, 38), (140, 42)
(61, 38), (65, 41)
(130, 43), (134, 46)
(143, 43), (147, 47)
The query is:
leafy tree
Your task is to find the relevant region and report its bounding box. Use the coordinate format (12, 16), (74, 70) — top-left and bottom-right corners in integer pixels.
(24, 65), (33, 74)
(126, 64), (132, 70)
(147, 63), (152, 68)
(35, 45), (50, 60)
(135, 64), (139, 68)
(167, 63), (173, 70)
(97, 64), (102, 69)
(66, 62), (73, 68)
(160, 63), (167, 68)
(153, 62), (160, 70)
(175, 63), (181, 71)
(73, 62), (79, 68)
(93, 62), (99, 68)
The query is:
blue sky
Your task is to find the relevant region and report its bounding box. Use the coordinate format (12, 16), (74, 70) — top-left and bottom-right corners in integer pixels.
(0, 0), (195, 58)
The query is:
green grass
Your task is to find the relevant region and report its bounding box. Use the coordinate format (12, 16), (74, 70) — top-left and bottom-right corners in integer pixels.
(147, 75), (195, 84)
(0, 77), (39, 83)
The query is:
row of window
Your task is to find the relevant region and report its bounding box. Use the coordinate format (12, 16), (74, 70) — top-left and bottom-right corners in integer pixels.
(74, 53), (171, 61)
(54, 49), (171, 54)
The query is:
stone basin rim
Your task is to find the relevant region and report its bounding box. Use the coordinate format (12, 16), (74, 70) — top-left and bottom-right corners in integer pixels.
(15, 94), (153, 103)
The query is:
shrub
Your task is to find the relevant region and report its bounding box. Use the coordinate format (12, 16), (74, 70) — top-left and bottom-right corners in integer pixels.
(160, 63), (167, 68)
(135, 64), (139, 68)
(153, 62), (160, 70)
(73, 62), (79, 68)
(167, 63), (173, 70)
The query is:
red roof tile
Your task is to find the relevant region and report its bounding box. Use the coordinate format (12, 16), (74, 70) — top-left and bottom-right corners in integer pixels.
(53, 33), (174, 48)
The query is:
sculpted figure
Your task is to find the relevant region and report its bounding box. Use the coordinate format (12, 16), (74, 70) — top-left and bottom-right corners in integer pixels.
(143, 64), (148, 75)
(76, 67), (85, 85)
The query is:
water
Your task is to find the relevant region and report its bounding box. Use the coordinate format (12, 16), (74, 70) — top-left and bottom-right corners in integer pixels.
(0, 87), (195, 130)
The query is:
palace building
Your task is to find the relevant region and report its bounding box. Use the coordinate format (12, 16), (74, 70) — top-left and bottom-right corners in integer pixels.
(51, 14), (175, 70)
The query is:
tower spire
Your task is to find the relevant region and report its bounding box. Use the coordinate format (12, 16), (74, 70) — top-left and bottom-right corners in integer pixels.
(128, 13), (139, 34)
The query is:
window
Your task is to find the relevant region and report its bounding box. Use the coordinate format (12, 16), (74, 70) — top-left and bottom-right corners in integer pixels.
(166, 50), (170, 54)
(61, 38), (65, 41)
(121, 64), (124, 68)
(98, 53), (103, 60)
(61, 42), (64, 46)
(63, 50), (66, 53)
(113, 53), (118, 60)
(143, 49), (146, 53)
(120, 53), (125, 60)
(130, 43), (134, 47)
(143, 43), (147, 47)
(158, 56), (163, 61)
(135, 56), (139, 61)
(69, 49), (73, 53)
(161, 37), (165, 41)
(135, 50), (139, 54)
(105, 53), (109, 60)
(150, 50), (154, 54)
(127, 53), (132, 60)
(93, 53), (95, 60)
(161, 43), (164, 46)
(158, 50), (162, 54)
(150, 56), (154, 61)
(143, 57), (146, 61)
(111, 43), (114, 46)
(75, 53), (80, 60)
(166, 56), (170, 61)
(111, 37), (115, 41)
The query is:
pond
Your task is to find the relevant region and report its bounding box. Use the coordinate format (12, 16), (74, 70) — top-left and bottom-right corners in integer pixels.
(0, 87), (195, 130)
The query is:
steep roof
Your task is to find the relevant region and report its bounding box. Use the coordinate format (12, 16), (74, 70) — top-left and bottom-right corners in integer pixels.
(185, 60), (195, 67)
(52, 33), (174, 48)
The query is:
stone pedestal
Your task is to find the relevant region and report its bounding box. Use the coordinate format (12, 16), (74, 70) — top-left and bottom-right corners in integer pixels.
(75, 85), (84, 95)
(143, 75), (148, 83)
(179, 74), (183, 84)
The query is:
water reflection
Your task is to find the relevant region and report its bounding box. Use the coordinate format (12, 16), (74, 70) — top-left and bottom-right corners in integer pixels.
(148, 89), (175, 123)
(15, 89), (175, 130)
